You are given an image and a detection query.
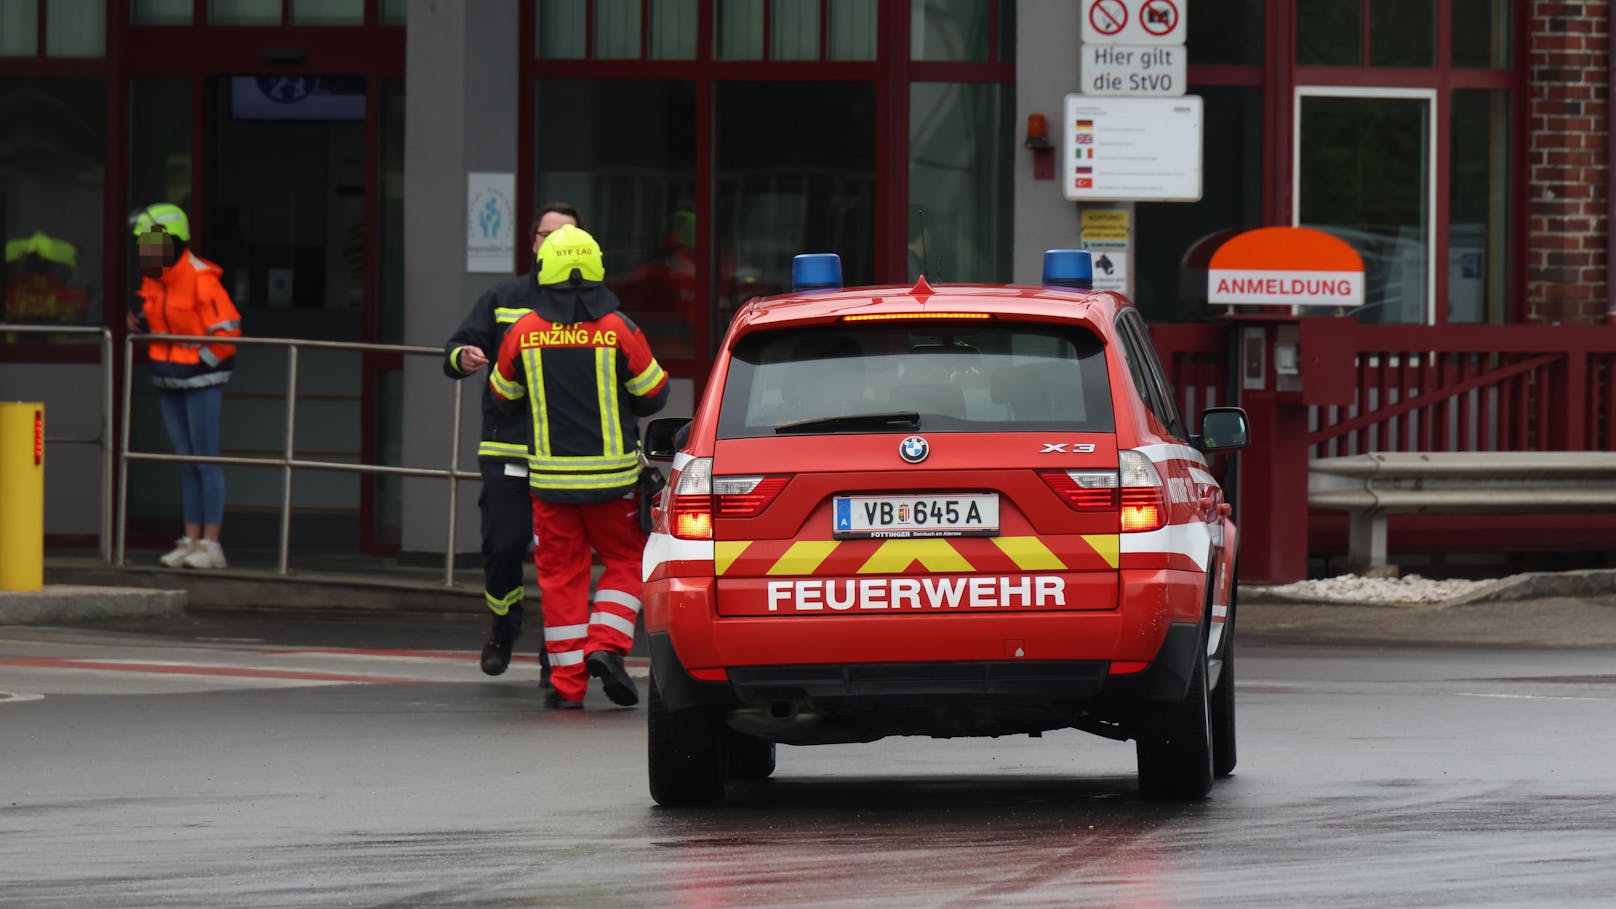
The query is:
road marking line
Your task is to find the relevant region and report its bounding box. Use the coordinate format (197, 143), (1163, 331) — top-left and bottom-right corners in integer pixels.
(0, 657), (421, 684)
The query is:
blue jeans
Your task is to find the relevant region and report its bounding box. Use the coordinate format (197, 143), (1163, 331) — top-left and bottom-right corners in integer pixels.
(157, 386), (225, 527)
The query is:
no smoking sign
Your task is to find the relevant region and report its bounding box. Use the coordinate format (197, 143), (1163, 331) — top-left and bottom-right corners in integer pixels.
(1082, 0), (1185, 45)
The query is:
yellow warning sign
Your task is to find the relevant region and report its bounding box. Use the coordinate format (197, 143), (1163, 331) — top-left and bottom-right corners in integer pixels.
(1081, 209), (1130, 241)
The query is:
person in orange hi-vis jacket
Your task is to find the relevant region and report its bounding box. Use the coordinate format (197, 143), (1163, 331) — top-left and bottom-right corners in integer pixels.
(489, 224), (669, 710)
(128, 203), (243, 571)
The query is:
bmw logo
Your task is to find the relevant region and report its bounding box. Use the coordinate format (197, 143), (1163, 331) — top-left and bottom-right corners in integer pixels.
(899, 435), (929, 464)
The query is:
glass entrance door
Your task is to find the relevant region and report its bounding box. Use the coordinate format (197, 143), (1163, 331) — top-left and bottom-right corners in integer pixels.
(1294, 88), (1436, 324)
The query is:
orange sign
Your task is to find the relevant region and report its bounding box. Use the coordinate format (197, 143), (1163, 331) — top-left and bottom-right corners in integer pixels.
(1207, 226), (1365, 307)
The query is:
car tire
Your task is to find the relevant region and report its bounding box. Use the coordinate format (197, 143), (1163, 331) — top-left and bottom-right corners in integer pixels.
(1211, 591), (1237, 778)
(727, 733), (777, 781)
(1135, 638), (1214, 799)
(647, 673), (728, 807)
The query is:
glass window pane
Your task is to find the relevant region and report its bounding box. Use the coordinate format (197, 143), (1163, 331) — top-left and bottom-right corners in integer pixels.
(1, 0), (39, 56)
(538, 0), (586, 58)
(292, 0), (362, 25)
(649, 0), (696, 59)
(594, 0), (641, 59)
(1297, 0), (1361, 66)
(908, 82), (1012, 283)
(45, 0), (104, 56)
(1299, 95), (1431, 324)
(1370, 0), (1432, 66)
(717, 0), (763, 60)
(381, 0), (405, 25)
(716, 81), (875, 325)
(828, 0), (874, 60)
(996, 0), (1014, 63)
(2, 78), (107, 328)
(772, 0), (818, 60)
(1449, 90), (1510, 324)
(1188, 0), (1262, 65)
(1134, 87), (1264, 322)
(1453, 0), (1510, 68)
(536, 80), (698, 361)
(132, 0), (192, 24)
(210, 0), (281, 25)
(911, 0), (988, 62)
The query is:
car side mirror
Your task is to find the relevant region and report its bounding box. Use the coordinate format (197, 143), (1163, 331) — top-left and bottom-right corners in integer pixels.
(643, 417), (692, 461)
(1196, 407), (1249, 453)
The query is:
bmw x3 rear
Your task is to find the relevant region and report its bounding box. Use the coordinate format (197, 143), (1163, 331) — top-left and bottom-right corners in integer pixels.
(642, 251), (1250, 806)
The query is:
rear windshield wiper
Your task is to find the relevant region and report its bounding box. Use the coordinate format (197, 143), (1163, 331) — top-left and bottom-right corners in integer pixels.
(774, 411), (922, 434)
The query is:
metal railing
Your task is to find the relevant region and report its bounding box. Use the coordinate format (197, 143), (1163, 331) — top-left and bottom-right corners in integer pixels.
(116, 332), (481, 585)
(0, 323), (115, 563)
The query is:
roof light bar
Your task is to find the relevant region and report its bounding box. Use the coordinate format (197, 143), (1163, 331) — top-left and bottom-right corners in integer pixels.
(1042, 249), (1094, 290)
(792, 253), (843, 291)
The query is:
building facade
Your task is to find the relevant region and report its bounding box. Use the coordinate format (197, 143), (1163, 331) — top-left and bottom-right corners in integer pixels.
(1, 1), (1607, 567)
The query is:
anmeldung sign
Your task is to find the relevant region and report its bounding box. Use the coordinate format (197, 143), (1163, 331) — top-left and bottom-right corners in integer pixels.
(1207, 226), (1366, 307)
(1063, 94), (1203, 202)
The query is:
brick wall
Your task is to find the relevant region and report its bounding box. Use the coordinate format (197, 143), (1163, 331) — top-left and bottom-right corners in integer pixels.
(1527, 1), (1613, 324)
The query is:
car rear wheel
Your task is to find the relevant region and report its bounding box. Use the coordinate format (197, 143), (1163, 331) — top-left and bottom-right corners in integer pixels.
(647, 673), (728, 807)
(1135, 640), (1214, 799)
(727, 733), (777, 781)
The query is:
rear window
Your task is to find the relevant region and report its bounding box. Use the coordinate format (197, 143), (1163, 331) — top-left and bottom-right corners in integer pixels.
(717, 321), (1115, 438)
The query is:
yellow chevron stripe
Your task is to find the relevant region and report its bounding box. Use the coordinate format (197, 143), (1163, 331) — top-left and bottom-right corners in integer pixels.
(1082, 534), (1120, 569)
(990, 536), (1067, 571)
(766, 541), (840, 576)
(857, 538), (973, 574)
(715, 541), (751, 576)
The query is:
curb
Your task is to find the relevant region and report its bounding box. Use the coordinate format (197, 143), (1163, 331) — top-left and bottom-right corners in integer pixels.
(0, 585), (187, 625)
(1240, 568), (1616, 608)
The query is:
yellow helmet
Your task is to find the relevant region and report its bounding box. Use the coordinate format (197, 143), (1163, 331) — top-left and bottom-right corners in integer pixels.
(128, 203), (191, 243)
(537, 223), (605, 285)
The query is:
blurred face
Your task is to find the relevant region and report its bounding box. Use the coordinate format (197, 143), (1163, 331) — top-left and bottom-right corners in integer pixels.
(136, 230), (175, 275)
(533, 211), (578, 256)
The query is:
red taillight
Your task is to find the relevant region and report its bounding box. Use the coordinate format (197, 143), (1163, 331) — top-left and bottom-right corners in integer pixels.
(1038, 469), (1119, 511)
(714, 476), (790, 518)
(1120, 488), (1166, 532)
(670, 494), (714, 539)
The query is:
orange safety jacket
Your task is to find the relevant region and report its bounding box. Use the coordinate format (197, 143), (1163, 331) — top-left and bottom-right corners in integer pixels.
(137, 251), (243, 389)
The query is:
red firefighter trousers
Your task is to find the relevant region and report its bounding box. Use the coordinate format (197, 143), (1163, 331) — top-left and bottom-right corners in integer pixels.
(531, 495), (646, 702)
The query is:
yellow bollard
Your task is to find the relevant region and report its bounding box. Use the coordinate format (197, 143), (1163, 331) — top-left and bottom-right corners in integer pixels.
(0, 402), (44, 591)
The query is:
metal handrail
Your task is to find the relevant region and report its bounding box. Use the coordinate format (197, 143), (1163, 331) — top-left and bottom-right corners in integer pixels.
(0, 323), (115, 563)
(118, 332), (483, 586)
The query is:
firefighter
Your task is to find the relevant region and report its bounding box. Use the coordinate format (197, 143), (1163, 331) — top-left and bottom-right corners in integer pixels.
(443, 202), (582, 682)
(489, 224), (669, 710)
(127, 203), (242, 570)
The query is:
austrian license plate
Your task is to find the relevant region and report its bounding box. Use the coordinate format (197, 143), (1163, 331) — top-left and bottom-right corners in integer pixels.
(832, 493), (999, 538)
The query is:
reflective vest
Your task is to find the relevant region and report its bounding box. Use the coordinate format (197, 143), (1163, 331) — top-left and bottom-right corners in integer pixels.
(137, 251), (242, 388)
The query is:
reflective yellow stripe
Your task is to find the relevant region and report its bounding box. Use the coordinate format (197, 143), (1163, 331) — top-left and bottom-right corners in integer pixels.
(766, 541), (839, 576)
(485, 586), (524, 614)
(495, 307), (529, 324)
(857, 539), (974, 574)
(489, 367), (523, 399)
(626, 360), (665, 396)
(527, 465), (642, 491)
(714, 541), (751, 576)
(596, 348), (623, 457)
(450, 345), (468, 372)
(526, 348), (548, 457)
(529, 452), (640, 470)
(1081, 534), (1121, 569)
(990, 536), (1067, 571)
(477, 440), (529, 458)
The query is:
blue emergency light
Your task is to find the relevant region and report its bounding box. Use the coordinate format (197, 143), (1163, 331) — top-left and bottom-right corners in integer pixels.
(792, 253), (843, 291)
(1042, 249), (1094, 290)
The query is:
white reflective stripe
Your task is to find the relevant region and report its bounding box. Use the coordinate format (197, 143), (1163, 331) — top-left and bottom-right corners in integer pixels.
(198, 347), (221, 367)
(1188, 466), (1217, 486)
(544, 623), (588, 641)
(503, 462), (528, 478)
(1133, 442), (1207, 467)
(1207, 624), (1225, 655)
(642, 532), (714, 581)
(550, 649), (585, 666)
(593, 588), (642, 613)
(1118, 521), (1212, 570)
(671, 451), (695, 472)
(591, 611), (638, 639)
(1212, 602), (1228, 619)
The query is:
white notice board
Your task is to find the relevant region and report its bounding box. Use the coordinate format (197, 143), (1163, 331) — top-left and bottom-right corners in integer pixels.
(1063, 94), (1203, 202)
(466, 172), (516, 273)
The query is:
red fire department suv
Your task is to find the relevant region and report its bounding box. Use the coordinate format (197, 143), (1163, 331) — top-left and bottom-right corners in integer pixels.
(641, 251), (1249, 806)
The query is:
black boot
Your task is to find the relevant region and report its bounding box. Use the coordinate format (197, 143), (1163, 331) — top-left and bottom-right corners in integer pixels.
(539, 648), (552, 689)
(585, 650), (639, 706)
(480, 603), (524, 676)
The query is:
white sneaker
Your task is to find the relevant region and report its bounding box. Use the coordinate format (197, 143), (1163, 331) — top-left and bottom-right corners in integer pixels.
(182, 540), (228, 570)
(159, 537), (197, 568)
